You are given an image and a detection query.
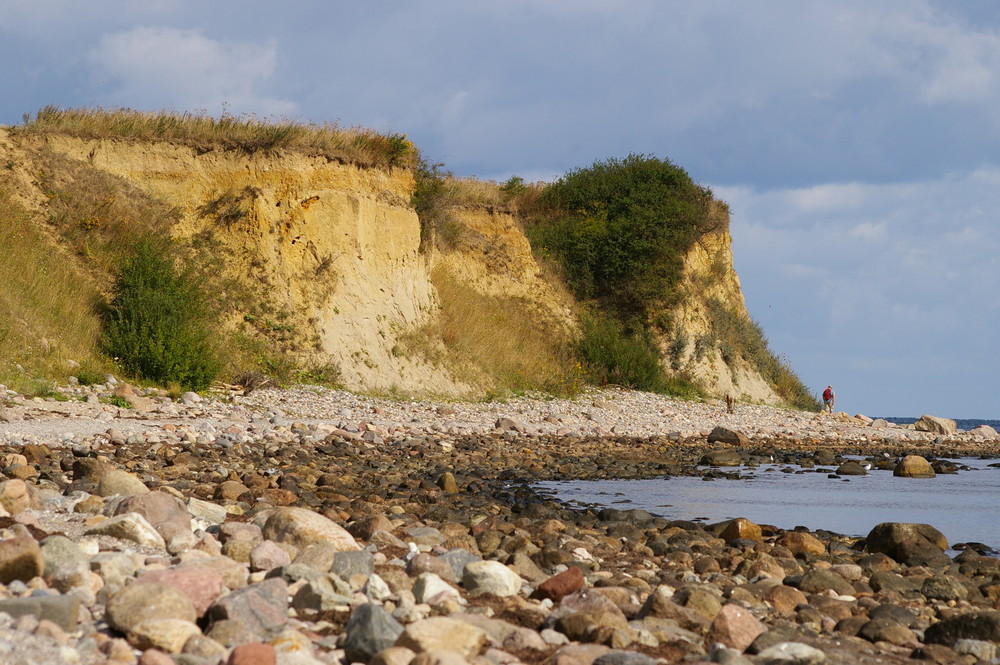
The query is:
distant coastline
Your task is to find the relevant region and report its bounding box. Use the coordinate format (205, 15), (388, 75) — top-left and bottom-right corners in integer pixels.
(875, 416), (1000, 431)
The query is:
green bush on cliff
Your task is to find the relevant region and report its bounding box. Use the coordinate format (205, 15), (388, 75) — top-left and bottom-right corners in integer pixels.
(530, 154), (718, 320)
(577, 314), (667, 391)
(103, 237), (220, 391)
(577, 314), (705, 397)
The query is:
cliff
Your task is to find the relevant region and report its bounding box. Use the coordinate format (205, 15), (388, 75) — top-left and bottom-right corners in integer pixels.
(0, 127), (789, 404)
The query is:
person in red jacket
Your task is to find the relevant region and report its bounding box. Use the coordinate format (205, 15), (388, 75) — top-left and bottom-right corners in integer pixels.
(823, 385), (835, 413)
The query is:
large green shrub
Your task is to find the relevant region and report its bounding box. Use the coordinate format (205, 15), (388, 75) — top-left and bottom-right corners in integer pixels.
(577, 314), (670, 393)
(531, 154), (718, 320)
(103, 237), (220, 390)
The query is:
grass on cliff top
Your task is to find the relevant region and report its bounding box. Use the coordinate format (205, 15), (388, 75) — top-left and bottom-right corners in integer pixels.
(15, 106), (417, 169)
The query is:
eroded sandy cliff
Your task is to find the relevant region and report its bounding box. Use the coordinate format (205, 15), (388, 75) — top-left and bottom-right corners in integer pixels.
(0, 129), (784, 403)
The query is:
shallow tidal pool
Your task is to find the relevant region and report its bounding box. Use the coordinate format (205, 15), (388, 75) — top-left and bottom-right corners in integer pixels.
(533, 457), (1000, 552)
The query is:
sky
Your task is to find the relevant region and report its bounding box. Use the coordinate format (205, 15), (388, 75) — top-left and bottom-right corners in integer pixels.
(2, 0), (998, 418)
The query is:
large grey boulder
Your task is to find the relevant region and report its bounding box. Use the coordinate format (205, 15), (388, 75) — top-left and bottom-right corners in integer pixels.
(865, 522), (949, 566)
(914, 415), (957, 435)
(344, 603), (404, 663)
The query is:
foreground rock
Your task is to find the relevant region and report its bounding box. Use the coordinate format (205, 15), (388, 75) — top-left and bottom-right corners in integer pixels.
(0, 383), (997, 665)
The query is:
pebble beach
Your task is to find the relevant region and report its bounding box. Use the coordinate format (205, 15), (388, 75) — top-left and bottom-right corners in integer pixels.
(0, 380), (999, 665)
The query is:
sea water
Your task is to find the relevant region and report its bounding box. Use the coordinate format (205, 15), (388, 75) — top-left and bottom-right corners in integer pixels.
(533, 456), (1000, 552)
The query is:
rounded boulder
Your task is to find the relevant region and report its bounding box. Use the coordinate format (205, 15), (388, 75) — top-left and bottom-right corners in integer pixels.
(893, 455), (936, 478)
(262, 507), (361, 552)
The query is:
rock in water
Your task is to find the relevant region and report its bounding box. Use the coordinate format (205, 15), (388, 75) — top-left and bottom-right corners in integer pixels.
(837, 460), (868, 476)
(700, 449), (743, 466)
(893, 455), (936, 478)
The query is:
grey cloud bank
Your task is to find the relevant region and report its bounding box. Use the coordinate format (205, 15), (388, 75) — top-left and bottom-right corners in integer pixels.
(1, 0), (998, 417)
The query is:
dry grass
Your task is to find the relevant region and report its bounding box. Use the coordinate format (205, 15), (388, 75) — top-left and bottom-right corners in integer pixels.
(440, 177), (508, 208)
(400, 266), (583, 396)
(36, 149), (180, 272)
(439, 176), (547, 211)
(15, 106), (417, 169)
(0, 189), (109, 391)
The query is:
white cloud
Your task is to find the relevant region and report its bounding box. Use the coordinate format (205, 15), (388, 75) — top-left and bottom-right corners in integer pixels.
(847, 222), (888, 242)
(914, 21), (1000, 104)
(88, 26), (295, 117)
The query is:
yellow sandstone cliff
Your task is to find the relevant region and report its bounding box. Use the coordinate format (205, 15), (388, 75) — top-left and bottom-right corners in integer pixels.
(0, 128), (783, 403)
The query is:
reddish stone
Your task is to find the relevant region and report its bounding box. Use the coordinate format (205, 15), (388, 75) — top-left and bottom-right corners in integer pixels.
(407, 553), (457, 583)
(113, 491), (192, 541)
(137, 566), (225, 618)
(764, 585), (807, 615)
(228, 643), (276, 665)
(533, 566), (585, 602)
(708, 603), (765, 652)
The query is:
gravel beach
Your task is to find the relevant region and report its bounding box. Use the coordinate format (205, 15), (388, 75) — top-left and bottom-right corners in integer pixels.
(0, 381), (999, 665)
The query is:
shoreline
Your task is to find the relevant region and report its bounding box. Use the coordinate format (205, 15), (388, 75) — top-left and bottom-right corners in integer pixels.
(1, 383), (999, 664)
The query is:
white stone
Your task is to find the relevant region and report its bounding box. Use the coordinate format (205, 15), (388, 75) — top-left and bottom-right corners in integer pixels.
(755, 641), (827, 665)
(187, 497), (228, 524)
(363, 573), (392, 602)
(413, 573), (459, 603)
(85, 512), (165, 548)
(461, 560), (523, 597)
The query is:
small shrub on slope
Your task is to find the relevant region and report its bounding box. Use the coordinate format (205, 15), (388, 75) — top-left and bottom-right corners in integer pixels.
(577, 314), (669, 393)
(103, 237), (220, 391)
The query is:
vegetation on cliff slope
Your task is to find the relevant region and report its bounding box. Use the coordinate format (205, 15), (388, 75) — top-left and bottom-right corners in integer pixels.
(529, 155), (720, 319)
(3, 107), (815, 406)
(104, 237), (220, 391)
(0, 190), (109, 394)
(0, 138), (314, 393)
(520, 155), (718, 394)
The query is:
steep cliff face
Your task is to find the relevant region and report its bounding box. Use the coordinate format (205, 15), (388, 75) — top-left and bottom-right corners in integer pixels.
(660, 223), (783, 404)
(1, 128), (785, 402)
(2, 131), (579, 396)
